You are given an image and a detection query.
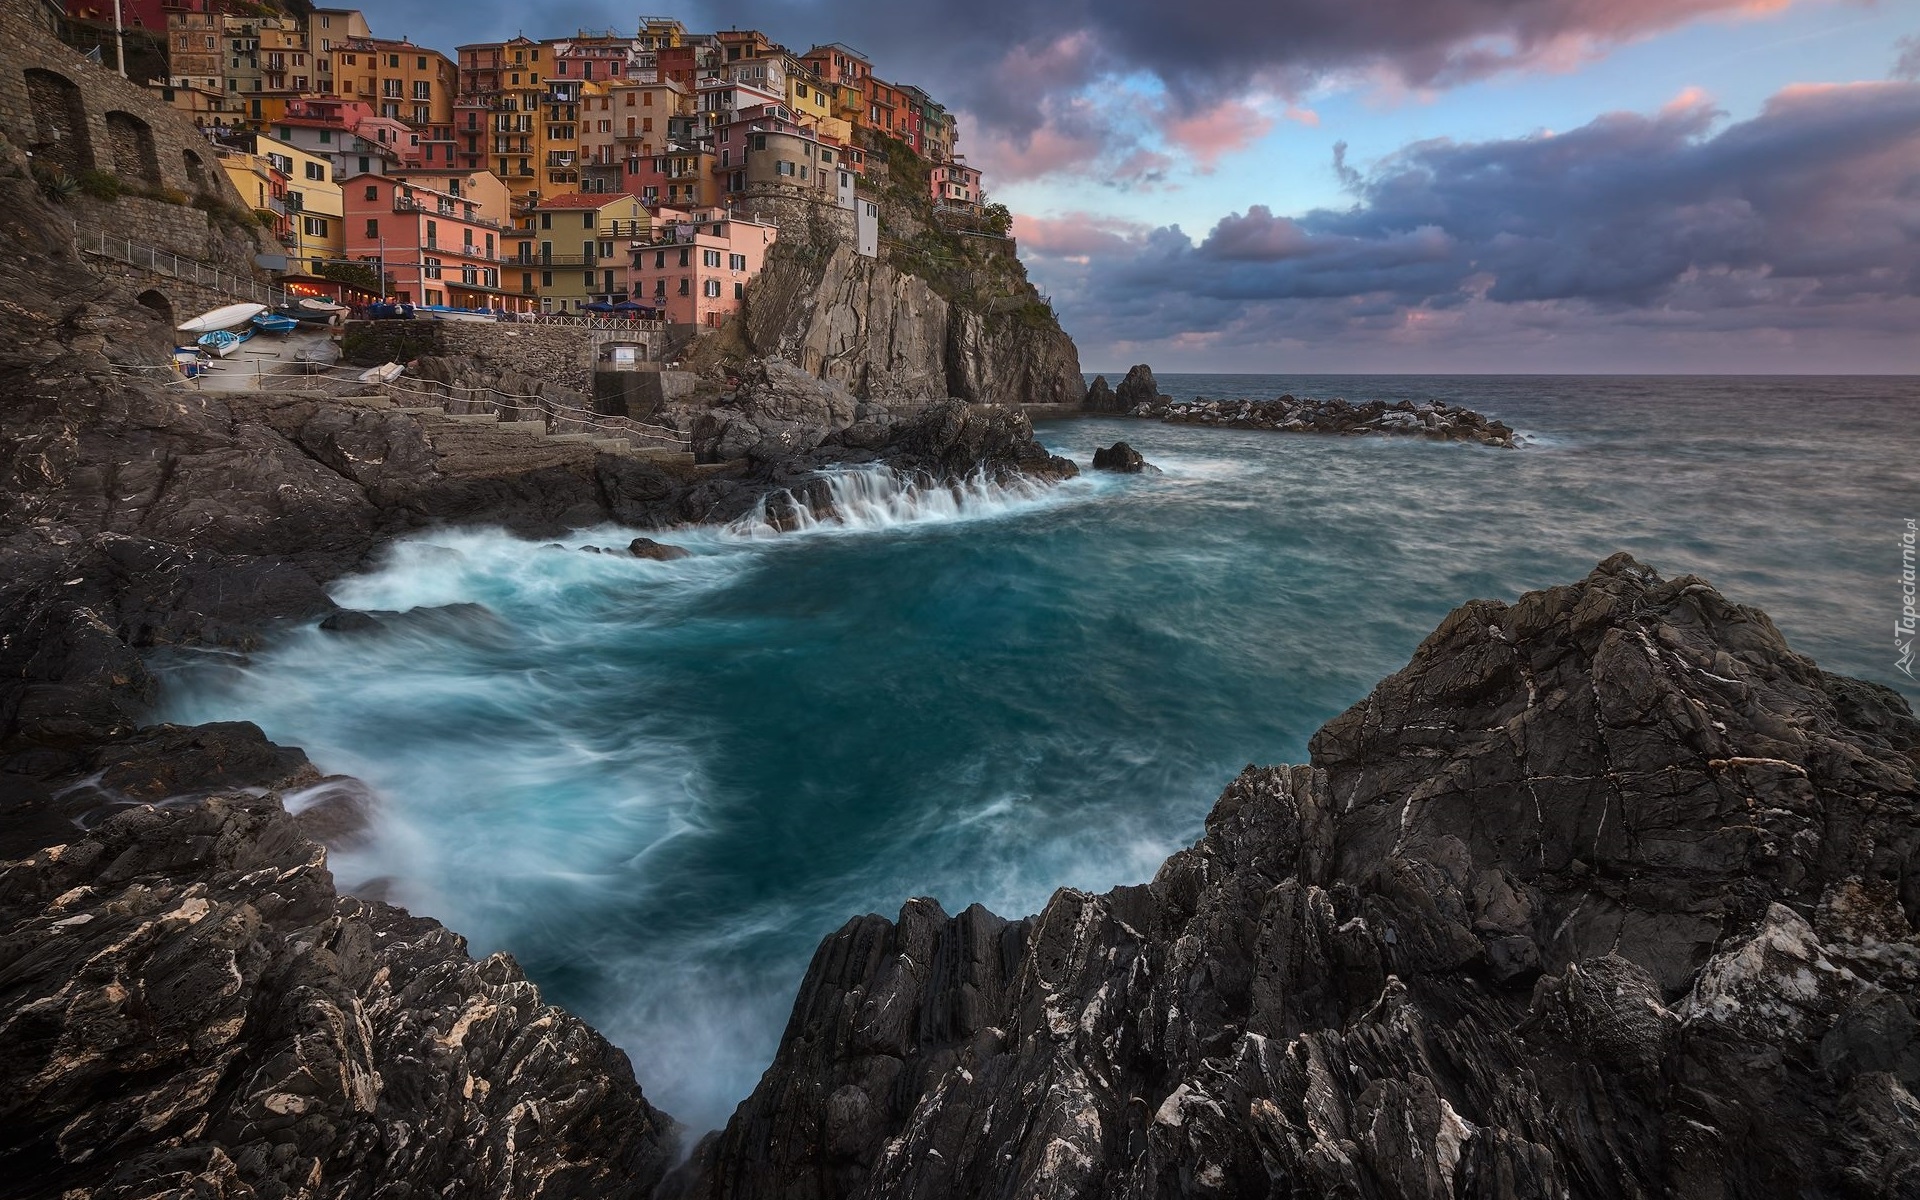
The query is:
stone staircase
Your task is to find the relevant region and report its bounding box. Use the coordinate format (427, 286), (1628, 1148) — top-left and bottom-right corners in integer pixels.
(395, 403), (692, 462)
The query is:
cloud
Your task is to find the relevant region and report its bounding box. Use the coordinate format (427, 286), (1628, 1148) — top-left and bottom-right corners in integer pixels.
(1895, 34), (1920, 80)
(1021, 80), (1920, 369)
(1158, 100), (1278, 172)
(355, 0), (1827, 147)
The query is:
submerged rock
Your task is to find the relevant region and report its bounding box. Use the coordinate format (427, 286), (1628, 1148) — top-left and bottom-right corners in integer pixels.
(629, 537), (692, 561)
(674, 554), (1920, 1200)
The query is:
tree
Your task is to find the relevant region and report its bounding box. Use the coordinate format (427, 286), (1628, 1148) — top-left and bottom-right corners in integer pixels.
(318, 261), (381, 293)
(983, 202), (1013, 238)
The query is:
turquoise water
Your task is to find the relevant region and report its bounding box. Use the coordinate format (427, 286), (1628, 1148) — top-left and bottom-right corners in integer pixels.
(157, 375), (1918, 1130)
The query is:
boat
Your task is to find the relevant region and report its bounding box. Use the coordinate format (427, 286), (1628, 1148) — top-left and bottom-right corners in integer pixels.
(172, 345), (209, 378)
(417, 305), (498, 323)
(297, 298), (347, 315)
(177, 302), (267, 334)
(366, 301), (416, 320)
(196, 328), (253, 357)
(358, 362), (404, 384)
(251, 312), (300, 335)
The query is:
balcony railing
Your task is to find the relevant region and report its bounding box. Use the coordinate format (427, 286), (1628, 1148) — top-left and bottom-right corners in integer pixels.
(513, 252), (600, 267)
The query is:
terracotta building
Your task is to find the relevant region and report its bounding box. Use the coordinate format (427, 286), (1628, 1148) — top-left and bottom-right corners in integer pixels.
(629, 207), (777, 327)
(342, 172), (511, 309)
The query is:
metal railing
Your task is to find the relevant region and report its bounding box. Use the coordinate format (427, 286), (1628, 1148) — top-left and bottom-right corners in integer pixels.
(76, 229), (290, 309)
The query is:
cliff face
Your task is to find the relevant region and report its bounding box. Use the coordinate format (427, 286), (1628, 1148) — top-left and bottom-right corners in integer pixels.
(675, 555), (1920, 1200)
(742, 240), (1083, 408)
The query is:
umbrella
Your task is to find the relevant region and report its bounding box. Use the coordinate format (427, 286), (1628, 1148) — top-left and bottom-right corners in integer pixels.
(612, 300), (645, 312)
(583, 301), (615, 313)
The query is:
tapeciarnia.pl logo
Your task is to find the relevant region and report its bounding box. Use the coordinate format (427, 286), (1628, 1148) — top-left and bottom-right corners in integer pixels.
(1899, 518), (1917, 679)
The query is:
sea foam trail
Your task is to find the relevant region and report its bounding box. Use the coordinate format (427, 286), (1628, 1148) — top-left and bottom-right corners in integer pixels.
(725, 464), (1106, 539)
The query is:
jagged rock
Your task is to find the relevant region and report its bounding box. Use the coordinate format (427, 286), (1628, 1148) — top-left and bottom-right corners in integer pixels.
(1091, 441), (1157, 473)
(629, 537), (692, 562)
(0, 791), (679, 1198)
(1140, 393), (1519, 447)
(1114, 363), (1162, 410)
(676, 555), (1920, 1200)
(886, 400), (1079, 485)
(1083, 375), (1121, 412)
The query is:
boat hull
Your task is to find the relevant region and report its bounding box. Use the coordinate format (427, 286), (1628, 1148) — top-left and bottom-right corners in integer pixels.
(178, 302), (267, 334)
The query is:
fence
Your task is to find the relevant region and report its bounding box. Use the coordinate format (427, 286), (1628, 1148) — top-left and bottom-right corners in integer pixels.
(75, 228), (290, 310)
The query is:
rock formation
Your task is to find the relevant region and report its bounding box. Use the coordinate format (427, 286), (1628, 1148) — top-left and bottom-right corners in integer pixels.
(744, 243), (1083, 409)
(1113, 364), (1164, 412)
(672, 555), (1919, 1199)
(1091, 442), (1156, 473)
(1082, 375), (1121, 413)
(1121, 388), (1517, 448)
(0, 724), (678, 1199)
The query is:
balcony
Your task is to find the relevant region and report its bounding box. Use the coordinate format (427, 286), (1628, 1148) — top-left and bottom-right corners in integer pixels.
(514, 252), (599, 267)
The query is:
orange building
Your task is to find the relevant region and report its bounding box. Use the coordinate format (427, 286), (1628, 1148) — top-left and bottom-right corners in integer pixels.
(342, 173), (512, 309)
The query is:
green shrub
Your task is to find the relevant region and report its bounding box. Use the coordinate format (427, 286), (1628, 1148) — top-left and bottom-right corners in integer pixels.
(77, 169), (123, 200)
(33, 163), (79, 203)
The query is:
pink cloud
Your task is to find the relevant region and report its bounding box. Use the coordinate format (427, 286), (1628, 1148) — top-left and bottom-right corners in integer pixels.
(1012, 213), (1152, 259)
(1158, 100), (1277, 171)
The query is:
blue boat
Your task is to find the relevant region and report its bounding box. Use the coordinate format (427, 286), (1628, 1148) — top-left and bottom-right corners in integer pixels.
(251, 311), (299, 335)
(196, 328), (253, 357)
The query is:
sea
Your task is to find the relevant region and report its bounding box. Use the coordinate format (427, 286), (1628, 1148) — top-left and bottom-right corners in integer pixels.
(154, 374), (1920, 1131)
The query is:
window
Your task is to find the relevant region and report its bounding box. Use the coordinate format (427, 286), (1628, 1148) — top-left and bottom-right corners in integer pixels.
(654, 250), (665, 269)
(678, 248), (690, 267)
(302, 216), (330, 236)
(678, 277), (689, 295)
(388, 54), (400, 68)
(364, 184), (378, 200)
(540, 213), (551, 229)
(584, 212), (595, 228)
(364, 218), (379, 237)
(775, 161), (794, 176)
(702, 278), (720, 298)
(821, 150), (834, 163)
(542, 270), (553, 286)
(319, 129), (333, 144)
(753, 134), (766, 151)
(735, 281), (745, 299)
(414, 81), (431, 99)
(729, 253), (746, 271)
(702, 248), (721, 268)
(654, 279), (665, 297)
(306, 162), (326, 180)
(417, 56), (428, 70)
(584, 271), (595, 286)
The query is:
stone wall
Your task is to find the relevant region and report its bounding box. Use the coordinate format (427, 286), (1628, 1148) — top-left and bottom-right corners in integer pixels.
(0, 5), (247, 210)
(340, 320), (666, 394)
(734, 191), (856, 249)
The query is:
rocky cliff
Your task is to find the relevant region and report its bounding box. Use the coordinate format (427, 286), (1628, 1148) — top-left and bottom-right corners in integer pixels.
(672, 554), (1919, 1200)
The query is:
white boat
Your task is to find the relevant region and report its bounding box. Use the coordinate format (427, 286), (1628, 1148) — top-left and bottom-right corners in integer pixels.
(178, 302), (267, 334)
(358, 362), (404, 384)
(418, 305), (498, 323)
(297, 298), (348, 314)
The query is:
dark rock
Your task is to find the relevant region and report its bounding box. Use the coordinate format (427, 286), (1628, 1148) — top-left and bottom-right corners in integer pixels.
(886, 400), (1079, 485)
(677, 555), (1920, 1200)
(0, 792), (679, 1197)
(1082, 375), (1122, 412)
(318, 609), (383, 633)
(1142, 392), (1519, 447)
(1091, 441), (1157, 473)
(1114, 363), (1160, 410)
(629, 537), (692, 562)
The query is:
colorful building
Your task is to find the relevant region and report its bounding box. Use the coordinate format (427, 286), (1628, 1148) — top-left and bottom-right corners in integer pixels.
(305, 8), (371, 100)
(211, 130), (343, 274)
(342, 173), (511, 309)
(510, 192), (652, 310)
(386, 166), (513, 226)
(715, 102), (851, 206)
(930, 157), (982, 208)
(628, 207), (777, 326)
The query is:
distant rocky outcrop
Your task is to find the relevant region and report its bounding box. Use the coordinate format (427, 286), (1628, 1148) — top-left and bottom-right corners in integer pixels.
(1113, 363), (1165, 411)
(672, 555), (1920, 1200)
(1082, 374), (1121, 412)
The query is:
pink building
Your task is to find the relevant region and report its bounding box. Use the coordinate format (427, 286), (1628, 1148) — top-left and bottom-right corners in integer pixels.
(628, 207), (777, 327)
(342, 173), (511, 309)
(930, 158), (982, 207)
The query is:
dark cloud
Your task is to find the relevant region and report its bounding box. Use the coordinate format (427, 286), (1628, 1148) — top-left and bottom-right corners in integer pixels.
(1019, 82), (1920, 369)
(1896, 35), (1920, 81)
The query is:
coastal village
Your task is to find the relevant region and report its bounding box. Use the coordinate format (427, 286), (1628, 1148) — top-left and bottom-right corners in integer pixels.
(56, 0), (999, 326)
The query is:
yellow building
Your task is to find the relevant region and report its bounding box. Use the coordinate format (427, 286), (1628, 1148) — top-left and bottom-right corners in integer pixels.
(510, 193), (653, 310)
(306, 9), (372, 101)
(212, 131), (343, 275)
(457, 37), (580, 212)
(337, 37), (457, 133)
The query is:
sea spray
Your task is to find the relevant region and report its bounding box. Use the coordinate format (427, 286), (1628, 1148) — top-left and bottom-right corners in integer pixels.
(726, 462), (1098, 538)
(154, 383), (1914, 1129)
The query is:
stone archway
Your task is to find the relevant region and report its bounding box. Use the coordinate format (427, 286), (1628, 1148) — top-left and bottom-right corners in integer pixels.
(24, 68), (93, 175)
(182, 147), (211, 195)
(134, 289), (174, 327)
(105, 111), (162, 190)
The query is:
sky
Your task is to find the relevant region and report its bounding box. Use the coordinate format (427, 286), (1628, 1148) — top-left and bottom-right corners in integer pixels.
(364, 0), (1920, 372)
